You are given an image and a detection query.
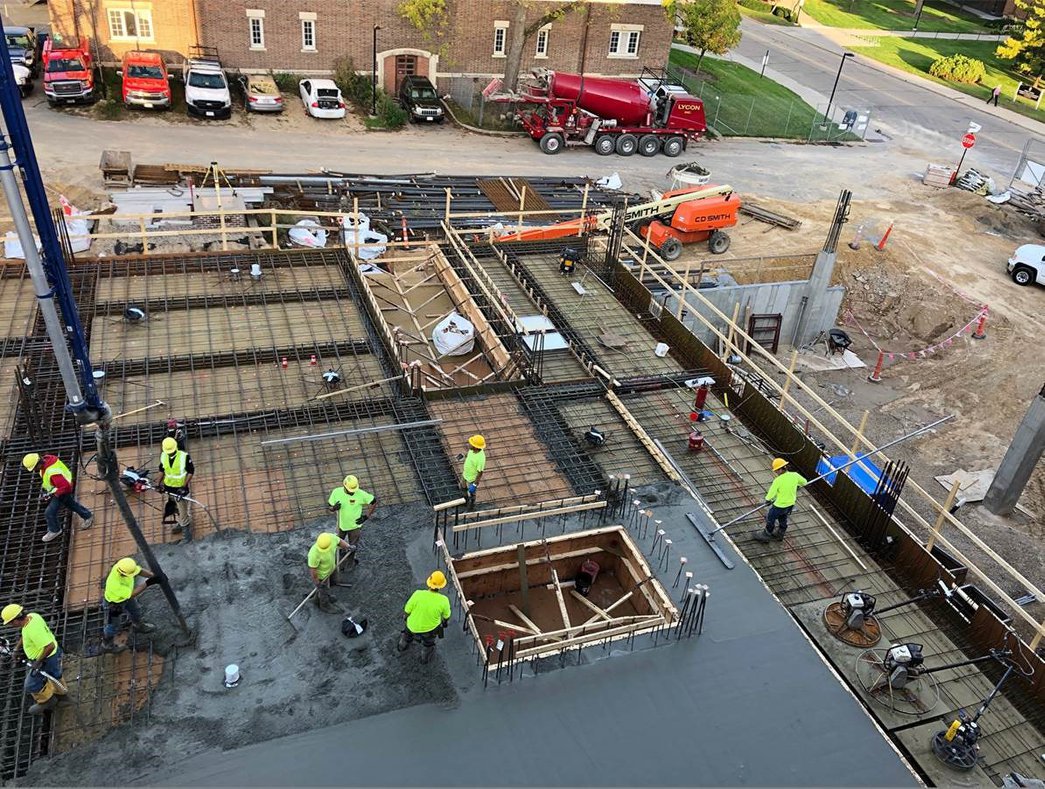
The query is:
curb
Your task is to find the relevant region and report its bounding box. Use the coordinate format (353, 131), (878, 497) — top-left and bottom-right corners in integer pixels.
(439, 99), (528, 138)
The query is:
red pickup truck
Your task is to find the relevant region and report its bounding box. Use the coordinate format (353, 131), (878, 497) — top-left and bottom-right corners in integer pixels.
(120, 51), (171, 109)
(42, 37), (96, 105)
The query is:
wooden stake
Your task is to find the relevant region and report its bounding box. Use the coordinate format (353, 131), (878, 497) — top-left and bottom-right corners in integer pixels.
(724, 302), (740, 360)
(578, 183), (589, 237)
(517, 185), (527, 237)
(780, 349), (798, 415)
(517, 543), (530, 616)
(677, 258), (692, 319)
(570, 589), (611, 621)
(444, 187), (452, 225)
(926, 480), (961, 552)
(508, 604), (544, 635)
(551, 568), (572, 629)
(850, 410), (870, 459)
(581, 591), (633, 626)
(270, 207), (278, 249)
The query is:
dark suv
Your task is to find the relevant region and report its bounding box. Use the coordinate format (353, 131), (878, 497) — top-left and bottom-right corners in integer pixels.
(398, 75), (443, 123)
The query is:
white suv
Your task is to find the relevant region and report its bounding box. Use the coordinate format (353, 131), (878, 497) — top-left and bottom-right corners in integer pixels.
(184, 57), (231, 119)
(1008, 244), (1044, 287)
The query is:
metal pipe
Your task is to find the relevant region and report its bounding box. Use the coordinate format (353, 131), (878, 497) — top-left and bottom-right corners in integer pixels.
(708, 414), (954, 537)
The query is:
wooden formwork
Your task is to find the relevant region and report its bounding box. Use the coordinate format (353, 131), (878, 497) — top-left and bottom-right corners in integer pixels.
(352, 244), (519, 391)
(447, 524), (677, 663)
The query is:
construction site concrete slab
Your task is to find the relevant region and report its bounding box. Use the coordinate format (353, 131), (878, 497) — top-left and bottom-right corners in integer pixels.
(137, 487), (918, 788)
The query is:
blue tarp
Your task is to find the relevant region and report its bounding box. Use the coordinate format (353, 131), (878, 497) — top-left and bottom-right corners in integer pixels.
(816, 452), (883, 495)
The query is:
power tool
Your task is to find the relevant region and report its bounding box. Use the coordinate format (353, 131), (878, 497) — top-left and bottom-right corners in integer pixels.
(119, 465), (153, 493)
(879, 642), (925, 689)
(584, 426), (605, 447)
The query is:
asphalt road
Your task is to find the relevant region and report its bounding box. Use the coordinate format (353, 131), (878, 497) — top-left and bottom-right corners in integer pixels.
(731, 20), (1044, 178)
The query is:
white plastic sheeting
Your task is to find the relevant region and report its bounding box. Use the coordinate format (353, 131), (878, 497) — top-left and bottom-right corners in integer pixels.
(4, 195), (92, 259)
(341, 212), (387, 260)
(432, 312), (474, 357)
(288, 218), (328, 248)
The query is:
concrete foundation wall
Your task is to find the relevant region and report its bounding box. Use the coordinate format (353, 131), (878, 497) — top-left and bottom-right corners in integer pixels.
(662, 281), (845, 350)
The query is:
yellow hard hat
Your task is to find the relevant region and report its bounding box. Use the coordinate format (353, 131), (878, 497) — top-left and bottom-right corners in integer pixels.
(772, 458), (788, 472)
(343, 475), (358, 492)
(162, 437), (178, 453)
(316, 533), (333, 550)
(116, 557), (141, 577)
(427, 570), (447, 590)
(21, 453), (39, 471)
(468, 434), (485, 450)
(1, 604), (23, 624)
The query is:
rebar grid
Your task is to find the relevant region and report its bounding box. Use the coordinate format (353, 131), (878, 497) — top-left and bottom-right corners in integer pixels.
(556, 399), (666, 487)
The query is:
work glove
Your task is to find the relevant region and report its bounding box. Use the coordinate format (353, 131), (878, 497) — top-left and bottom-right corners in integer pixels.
(156, 483), (166, 493)
(467, 483), (477, 495)
(356, 514), (369, 525)
(29, 660), (42, 676)
(40, 493), (53, 502)
(144, 575), (162, 588)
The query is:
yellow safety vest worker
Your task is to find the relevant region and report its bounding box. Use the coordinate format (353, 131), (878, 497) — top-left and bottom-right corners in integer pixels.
(41, 459), (72, 494)
(161, 451), (189, 488)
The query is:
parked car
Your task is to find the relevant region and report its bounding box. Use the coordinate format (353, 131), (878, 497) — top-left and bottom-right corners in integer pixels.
(4, 26), (38, 78)
(1008, 244), (1044, 286)
(184, 54), (231, 119)
(42, 37), (96, 106)
(119, 51), (171, 109)
(12, 63), (31, 97)
(299, 78), (345, 119)
(241, 74), (283, 113)
(398, 75), (444, 123)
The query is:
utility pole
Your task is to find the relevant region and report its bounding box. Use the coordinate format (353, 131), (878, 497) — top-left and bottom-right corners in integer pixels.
(0, 20), (190, 637)
(825, 51), (854, 124)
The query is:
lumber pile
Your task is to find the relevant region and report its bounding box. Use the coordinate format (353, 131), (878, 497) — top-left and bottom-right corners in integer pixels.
(922, 164), (952, 189)
(999, 185), (1045, 219)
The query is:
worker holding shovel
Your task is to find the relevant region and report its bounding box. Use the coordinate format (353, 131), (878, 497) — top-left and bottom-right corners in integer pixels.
(1, 605), (67, 714)
(309, 532), (351, 613)
(752, 458), (807, 543)
(327, 475), (376, 565)
(101, 557), (158, 653)
(157, 437), (194, 538)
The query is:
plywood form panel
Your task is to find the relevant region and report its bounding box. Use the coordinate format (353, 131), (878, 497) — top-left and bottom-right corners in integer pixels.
(428, 394), (574, 506)
(89, 300), (369, 362)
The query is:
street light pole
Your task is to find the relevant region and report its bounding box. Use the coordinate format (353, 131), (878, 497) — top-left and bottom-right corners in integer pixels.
(372, 24), (381, 117)
(825, 51), (854, 123)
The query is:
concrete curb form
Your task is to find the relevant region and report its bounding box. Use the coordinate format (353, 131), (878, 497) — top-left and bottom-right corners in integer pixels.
(439, 99), (528, 138)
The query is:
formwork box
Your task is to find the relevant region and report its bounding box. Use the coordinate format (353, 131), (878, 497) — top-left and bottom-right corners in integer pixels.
(449, 525), (678, 665)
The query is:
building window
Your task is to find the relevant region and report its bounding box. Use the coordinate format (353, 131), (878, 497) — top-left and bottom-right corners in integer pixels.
(493, 21), (508, 57)
(300, 14), (317, 52)
(535, 25), (549, 58)
(107, 8), (154, 42)
(247, 11), (265, 50)
(608, 25), (642, 58)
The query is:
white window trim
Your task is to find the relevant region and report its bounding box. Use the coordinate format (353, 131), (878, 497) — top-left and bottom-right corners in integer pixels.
(247, 11), (265, 51)
(300, 16), (317, 52)
(535, 24), (550, 59)
(608, 24), (642, 59)
(493, 20), (508, 58)
(106, 7), (155, 43)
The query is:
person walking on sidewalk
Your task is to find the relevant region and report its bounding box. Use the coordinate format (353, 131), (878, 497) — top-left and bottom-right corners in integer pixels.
(397, 571), (452, 664)
(308, 532), (350, 613)
(1, 605), (66, 714)
(753, 458), (807, 543)
(157, 437), (194, 536)
(462, 434), (486, 510)
(327, 475), (376, 563)
(987, 85), (1001, 107)
(22, 453), (93, 544)
(101, 558), (158, 653)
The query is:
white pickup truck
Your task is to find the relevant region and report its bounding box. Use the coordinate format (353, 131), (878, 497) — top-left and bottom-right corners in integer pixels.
(1008, 244), (1044, 287)
(183, 55), (231, 120)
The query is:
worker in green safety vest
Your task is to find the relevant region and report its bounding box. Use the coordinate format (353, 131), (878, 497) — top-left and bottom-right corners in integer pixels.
(397, 571), (451, 664)
(308, 532), (351, 613)
(1, 604), (66, 714)
(327, 475), (376, 565)
(462, 434), (486, 510)
(101, 557), (158, 653)
(22, 453), (93, 544)
(753, 458), (807, 543)
(158, 437), (194, 537)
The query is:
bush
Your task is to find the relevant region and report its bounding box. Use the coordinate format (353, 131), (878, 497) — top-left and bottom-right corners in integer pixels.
(377, 93), (407, 127)
(272, 72), (302, 92)
(332, 56), (373, 108)
(928, 54), (987, 84)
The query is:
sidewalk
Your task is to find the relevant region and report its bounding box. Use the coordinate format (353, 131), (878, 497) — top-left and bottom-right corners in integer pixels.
(800, 21), (1005, 41)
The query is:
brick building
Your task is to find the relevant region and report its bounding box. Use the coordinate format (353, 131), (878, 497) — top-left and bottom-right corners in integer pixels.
(47, 0), (674, 92)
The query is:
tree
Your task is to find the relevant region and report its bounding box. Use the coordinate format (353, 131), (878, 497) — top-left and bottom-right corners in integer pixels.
(997, 0), (1045, 78)
(668, 0), (742, 73)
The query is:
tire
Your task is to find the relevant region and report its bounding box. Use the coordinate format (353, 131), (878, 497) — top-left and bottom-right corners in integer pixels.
(1012, 265), (1036, 286)
(615, 133), (637, 156)
(660, 237), (683, 261)
(638, 134), (660, 157)
(708, 230), (731, 255)
(539, 132), (564, 155)
(662, 136), (684, 157)
(594, 135), (616, 156)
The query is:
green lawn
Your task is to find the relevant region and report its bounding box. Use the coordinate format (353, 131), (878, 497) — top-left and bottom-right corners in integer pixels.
(739, 3), (796, 25)
(670, 49), (858, 139)
(800, 0), (991, 33)
(849, 38), (1045, 121)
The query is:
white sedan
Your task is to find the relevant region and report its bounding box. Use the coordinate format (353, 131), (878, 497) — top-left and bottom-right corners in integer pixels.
(299, 78), (346, 119)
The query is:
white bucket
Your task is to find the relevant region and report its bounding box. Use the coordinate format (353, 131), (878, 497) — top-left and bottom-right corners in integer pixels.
(654, 343), (670, 358)
(224, 664), (241, 688)
(92, 370), (106, 386)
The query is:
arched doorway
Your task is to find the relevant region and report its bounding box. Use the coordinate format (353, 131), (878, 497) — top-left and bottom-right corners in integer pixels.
(378, 49), (437, 95)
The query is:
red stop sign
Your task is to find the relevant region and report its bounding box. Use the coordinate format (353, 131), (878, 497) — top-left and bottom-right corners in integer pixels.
(961, 133), (976, 149)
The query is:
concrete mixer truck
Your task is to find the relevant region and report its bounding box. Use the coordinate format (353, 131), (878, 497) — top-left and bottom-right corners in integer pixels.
(487, 67), (706, 157)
